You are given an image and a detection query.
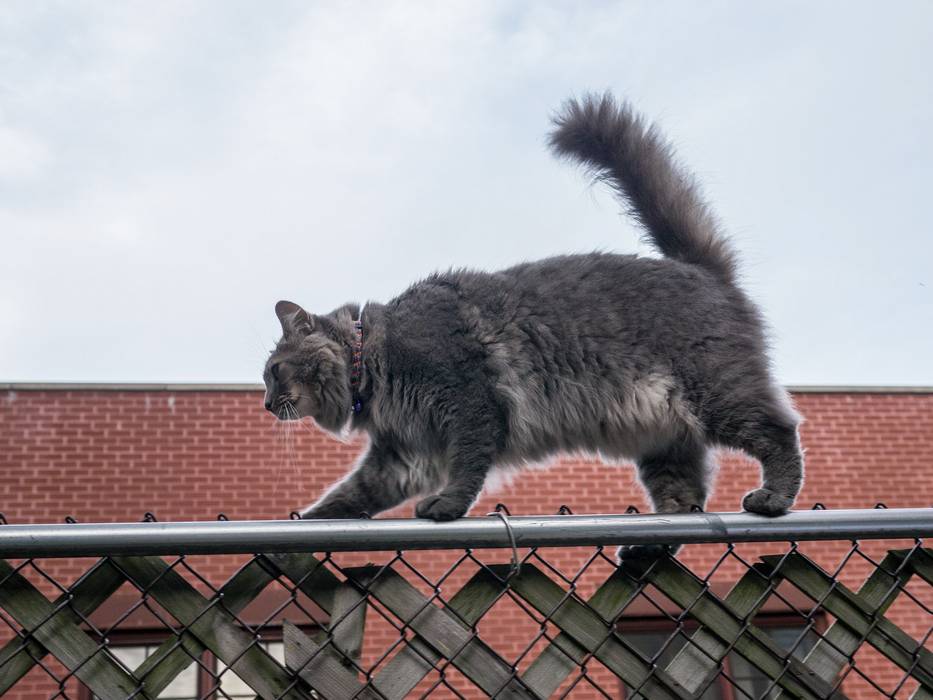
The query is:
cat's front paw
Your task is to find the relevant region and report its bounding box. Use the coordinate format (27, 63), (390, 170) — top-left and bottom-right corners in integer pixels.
(742, 488), (794, 516)
(415, 494), (469, 521)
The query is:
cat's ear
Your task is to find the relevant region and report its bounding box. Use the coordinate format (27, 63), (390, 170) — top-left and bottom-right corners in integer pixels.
(275, 300), (315, 337)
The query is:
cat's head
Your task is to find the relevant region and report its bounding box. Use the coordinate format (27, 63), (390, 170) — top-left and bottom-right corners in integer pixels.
(262, 300), (352, 432)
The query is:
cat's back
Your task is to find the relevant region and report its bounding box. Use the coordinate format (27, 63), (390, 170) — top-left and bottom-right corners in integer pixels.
(424, 252), (732, 324)
(384, 251), (746, 360)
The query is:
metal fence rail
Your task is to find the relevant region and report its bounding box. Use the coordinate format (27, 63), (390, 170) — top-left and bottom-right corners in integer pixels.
(2, 508), (933, 558)
(0, 508), (930, 699)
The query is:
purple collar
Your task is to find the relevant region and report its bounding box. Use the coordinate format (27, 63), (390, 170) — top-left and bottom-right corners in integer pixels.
(350, 317), (363, 414)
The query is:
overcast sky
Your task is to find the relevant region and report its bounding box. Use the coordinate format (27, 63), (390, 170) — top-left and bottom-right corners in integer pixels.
(1, 1), (931, 386)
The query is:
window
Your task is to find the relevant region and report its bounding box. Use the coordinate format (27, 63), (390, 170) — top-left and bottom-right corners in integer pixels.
(728, 625), (819, 699)
(621, 620), (819, 699)
(85, 637), (291, 700)
(622, 630), (724, 700)
(216, 641), (285, 699)
(96, 644), (198, 699)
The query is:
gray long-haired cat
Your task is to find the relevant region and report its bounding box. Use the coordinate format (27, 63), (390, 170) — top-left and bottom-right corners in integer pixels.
(263, 94), (803, 557)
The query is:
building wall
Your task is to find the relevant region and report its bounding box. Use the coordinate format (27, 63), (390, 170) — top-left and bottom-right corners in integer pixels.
(1, 387), (931, 698)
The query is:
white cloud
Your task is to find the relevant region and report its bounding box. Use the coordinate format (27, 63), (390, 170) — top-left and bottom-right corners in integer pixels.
(0, 121), (49, 179)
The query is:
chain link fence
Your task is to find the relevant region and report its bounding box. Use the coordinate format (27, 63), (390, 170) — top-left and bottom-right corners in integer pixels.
(0, 508), (931, 699)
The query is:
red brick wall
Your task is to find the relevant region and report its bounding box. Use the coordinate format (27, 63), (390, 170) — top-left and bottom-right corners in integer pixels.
(1, 387), (931, 698)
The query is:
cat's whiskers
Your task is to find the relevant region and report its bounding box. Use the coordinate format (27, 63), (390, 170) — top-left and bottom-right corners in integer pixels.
(277, 408), (292, 486)
(270, 410), (291, 503)
(273, 393), (326, 438)
(283, 401), (302, 484)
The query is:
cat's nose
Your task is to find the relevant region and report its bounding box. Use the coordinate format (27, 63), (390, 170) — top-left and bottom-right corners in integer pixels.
(264, 398), (273, 412)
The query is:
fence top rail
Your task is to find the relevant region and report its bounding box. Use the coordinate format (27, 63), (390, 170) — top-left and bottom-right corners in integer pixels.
(1, 508), (930, 558)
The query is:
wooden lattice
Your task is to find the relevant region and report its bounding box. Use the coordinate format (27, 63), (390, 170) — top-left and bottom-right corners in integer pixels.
(0, 545), (930, 699)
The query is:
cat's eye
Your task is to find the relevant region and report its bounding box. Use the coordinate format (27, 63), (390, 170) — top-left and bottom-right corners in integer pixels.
(270, 363), (280, 381)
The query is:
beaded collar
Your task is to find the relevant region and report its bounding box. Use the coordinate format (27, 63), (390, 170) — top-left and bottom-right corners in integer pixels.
(349, 315), (364, 414)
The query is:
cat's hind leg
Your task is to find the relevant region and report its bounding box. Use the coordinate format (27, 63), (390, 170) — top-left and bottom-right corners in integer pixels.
(618, 442), (711, 561)
(709, 391), (804, 516)
(737, 418), (803, 515)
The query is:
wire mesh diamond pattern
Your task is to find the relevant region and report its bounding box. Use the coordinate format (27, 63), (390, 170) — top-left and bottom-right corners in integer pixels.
(0, 534), (930, 699)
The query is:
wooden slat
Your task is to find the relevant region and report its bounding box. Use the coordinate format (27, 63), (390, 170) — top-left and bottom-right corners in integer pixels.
(643, 558), (848, 700)
(522, 567), (642, 698)
(760, 553), (933, 691)
(134, 557), (276, 696)
(262, 552), (341, 615)
(905, 550), (933, 700)
(907, 548), (933, 587)
(330, 582), (367, 663)
(662, 563), (776, 696)
(0, 560), (138, 700)
(264, 553), (381, 697)
(113, 556), (308, 700)
(0, 559), (125, 694)
(487, 563), (688, 700)
(772, 550), (916, 699)
(284, 621), (379, 700)
(271, 554), (523, 700)
(344, 565), (536, 699)
(369, 566), (509, 700)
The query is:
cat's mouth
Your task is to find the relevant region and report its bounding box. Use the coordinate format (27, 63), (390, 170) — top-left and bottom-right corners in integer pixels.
(273, 396), (299, 421)
(273, 395), (314, 421)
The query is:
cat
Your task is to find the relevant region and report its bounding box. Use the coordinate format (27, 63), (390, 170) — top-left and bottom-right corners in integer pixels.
(262, 93), (804, 559)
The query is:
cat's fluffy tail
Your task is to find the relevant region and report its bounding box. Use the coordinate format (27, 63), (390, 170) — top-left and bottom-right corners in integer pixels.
(549, 93), (737, 283)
